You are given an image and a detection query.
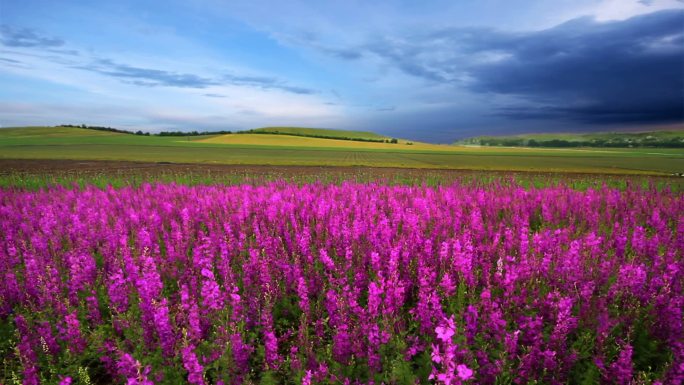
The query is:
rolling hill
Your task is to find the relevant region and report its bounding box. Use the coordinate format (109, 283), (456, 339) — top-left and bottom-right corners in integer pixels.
(0, 126), (122, 139)
(1, 126), (683, 175)
(458, 129), (684, 148)
(244, 127), (391, 141)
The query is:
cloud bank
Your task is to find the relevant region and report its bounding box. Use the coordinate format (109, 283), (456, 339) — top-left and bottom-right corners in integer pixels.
(351, 9), (684, 125)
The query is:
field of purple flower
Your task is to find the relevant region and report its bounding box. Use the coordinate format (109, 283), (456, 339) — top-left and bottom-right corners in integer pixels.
(1, 181), (682, 384)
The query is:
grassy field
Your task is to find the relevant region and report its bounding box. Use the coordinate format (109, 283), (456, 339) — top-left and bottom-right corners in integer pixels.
(459, 128), (684, 147)
(202, 133), (436, 150)
(463, 130), (684, 142)
(247, 126), (390, 140)
(1, 126), (683, 175)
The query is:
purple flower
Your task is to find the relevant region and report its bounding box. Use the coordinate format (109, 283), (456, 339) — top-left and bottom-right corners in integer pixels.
(457, 364), (473, 380)
(435, 316), (456, 342)
(181, 345), (205, 385)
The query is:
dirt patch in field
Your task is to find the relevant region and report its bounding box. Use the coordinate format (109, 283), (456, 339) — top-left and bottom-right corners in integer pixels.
(0, 159), (680, 186)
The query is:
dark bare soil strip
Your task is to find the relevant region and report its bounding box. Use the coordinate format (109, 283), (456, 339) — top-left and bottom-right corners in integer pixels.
(1, 159), (681, 186)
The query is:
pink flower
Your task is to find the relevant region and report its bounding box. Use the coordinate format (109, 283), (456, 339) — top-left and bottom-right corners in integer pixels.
(457, 364), (473, 380)
(302, 370), (313, 385)
(435, 316), (456, 342)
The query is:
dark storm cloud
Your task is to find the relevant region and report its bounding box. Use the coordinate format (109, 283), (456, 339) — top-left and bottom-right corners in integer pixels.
(497, 104), (682, 124)
(0, 25), (64, 48)
(358, 10), (684, 125)
(470, 10), (684, 124)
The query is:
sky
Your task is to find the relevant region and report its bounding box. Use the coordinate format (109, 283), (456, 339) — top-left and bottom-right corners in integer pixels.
(0, 0), (682, 142)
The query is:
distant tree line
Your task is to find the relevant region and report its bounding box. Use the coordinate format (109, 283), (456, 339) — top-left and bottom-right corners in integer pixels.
(157, 130), (232, 136)
(60, 124), (137, 135)
(469, 137), (684, 148)
(59, 124), (408, 143)
(59, 125), (232, 137)
(240, 129), (400, 144)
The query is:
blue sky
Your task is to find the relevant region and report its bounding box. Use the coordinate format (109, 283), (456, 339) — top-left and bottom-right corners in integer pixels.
(1, 0), (682, 142)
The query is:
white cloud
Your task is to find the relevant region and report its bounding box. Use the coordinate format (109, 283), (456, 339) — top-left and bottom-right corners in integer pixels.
(569, 0), (683, 21)
(0, 32), (343, 130)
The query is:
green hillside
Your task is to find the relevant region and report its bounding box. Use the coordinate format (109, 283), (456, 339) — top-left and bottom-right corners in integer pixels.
(1, 126), (683, 175)
(0, 126), (122, 138)
(458, 129), (684, 148)
(245, 127), (391, 141)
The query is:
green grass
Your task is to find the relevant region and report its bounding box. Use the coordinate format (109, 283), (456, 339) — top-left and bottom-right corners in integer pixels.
(459, 128), (684, 148)
(1, 126), (683, 175)
(476, 130), (683, 141)
(2, 165), (679, 191)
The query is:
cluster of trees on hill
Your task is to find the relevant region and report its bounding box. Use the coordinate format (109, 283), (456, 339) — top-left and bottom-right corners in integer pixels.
(467, 136), (684, 148)
(60, 124), (137, 135)
(157, 130), (233, 136)
(241, 129), (400, 144)
(60, 125), (232, 137)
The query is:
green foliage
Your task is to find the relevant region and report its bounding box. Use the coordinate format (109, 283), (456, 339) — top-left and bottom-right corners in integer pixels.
(158, 130), (233, 136)
(59, 124), (233, 137)
(632, 319), (672, 376)
(259, 370), (279, 385)
(459, 130), (684, 148)
(568, 330), (600, 385)
(572, 360), (601, 385)
(242, 128), (390, 143)
(378, 336), (432, 384)
(0, 318), (18, 381)
(60, 124), (135, 135)
(273, 295), (302, 335)
(247, 126), (388, 141)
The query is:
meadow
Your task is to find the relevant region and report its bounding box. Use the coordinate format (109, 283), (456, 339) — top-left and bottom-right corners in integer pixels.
(1, 180), (682, 384)
(1, 126), (683, 384)
(1, 127), (683, 175)
(1, 159), (682, 192)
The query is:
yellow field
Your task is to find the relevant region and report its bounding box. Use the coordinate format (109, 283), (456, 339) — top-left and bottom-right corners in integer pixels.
(197, 133), (453, 150)
(198, 134), (577, 153)
(195, 133), (684, 157)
